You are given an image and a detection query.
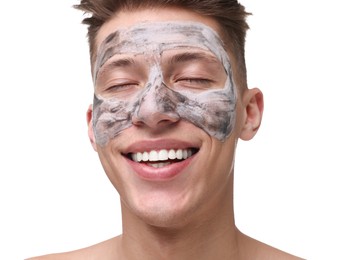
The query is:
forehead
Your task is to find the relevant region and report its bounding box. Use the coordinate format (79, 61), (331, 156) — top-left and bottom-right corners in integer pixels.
(95, 7), (224, 52)
(94, 21), (229, 79)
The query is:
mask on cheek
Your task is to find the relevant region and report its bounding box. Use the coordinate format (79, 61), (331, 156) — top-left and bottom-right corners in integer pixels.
(92, 21), (237, 147)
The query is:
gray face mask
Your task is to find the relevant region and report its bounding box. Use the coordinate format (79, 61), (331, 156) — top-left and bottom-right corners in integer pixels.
(92, 21), (237, 147)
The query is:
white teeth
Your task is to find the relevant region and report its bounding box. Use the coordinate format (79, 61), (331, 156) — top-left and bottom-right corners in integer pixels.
(183, 149), (188, 159)
(168, 149), (176, 160)
(149, 150), (158, 161)
(158, 149), (168, 161)
(131, 149), (195, 163)
(176, 149), (183, 160)
(137, 152), (143, 162)
(131, 153), (138, 162)
(142, 152), (149, 162)
(147, 162), (171, 168)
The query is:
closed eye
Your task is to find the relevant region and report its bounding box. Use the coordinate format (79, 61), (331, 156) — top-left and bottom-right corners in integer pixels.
(173, 78), (215, 91)
(176, 78), (212, 84)
(103, 81), (141, 99)
(106, 83), (139, 92)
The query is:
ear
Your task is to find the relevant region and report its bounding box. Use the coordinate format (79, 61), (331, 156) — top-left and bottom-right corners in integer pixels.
(86, 104), (97, 151)
(239, 88), (264, 141)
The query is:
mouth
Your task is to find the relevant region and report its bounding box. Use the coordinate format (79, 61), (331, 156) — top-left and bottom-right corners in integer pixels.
(125, 148), (199, 168)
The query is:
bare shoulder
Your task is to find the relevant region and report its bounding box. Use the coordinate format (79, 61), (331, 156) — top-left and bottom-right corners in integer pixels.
(26, 236), (121, 260)
(237, 231), (305, 260)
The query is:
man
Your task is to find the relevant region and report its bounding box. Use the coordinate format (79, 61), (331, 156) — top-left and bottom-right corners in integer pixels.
(28, 0), (303, 259)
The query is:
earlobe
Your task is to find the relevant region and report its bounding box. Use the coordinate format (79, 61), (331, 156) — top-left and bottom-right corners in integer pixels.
(239, 88), (264, 141)
(86, 104), (97, 151)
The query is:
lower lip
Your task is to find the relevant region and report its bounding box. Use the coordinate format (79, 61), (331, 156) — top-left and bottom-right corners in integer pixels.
(125, 155), (195, 181)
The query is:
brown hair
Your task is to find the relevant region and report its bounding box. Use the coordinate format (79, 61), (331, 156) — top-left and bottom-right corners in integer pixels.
(74, 0), (251, 88)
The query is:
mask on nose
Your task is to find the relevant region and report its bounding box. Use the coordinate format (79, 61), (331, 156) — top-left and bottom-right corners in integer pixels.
(92, 21), (237, 146)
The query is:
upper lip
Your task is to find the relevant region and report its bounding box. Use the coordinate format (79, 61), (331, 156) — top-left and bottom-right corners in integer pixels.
(121, 139), (201, 155)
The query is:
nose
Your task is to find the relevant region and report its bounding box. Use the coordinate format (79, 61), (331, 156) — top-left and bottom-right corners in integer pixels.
(132, 83), (180, 129)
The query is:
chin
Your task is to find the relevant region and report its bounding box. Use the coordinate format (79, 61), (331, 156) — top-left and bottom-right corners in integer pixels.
(139, 208), (191, 229)
(125, 193), (198, 228)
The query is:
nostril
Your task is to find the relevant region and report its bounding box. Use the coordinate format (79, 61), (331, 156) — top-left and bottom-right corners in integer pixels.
(132, 109), (180, 128)
(131, 114), (144, 126)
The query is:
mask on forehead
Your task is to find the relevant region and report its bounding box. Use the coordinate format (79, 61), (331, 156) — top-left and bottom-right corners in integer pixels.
(92, 21), (237, 147)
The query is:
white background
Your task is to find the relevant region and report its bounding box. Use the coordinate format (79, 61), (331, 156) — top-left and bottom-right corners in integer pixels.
(0, 1), (339, 259)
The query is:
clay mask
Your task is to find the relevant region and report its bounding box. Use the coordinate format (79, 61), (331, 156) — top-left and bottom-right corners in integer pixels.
(92, 21), (237, 146)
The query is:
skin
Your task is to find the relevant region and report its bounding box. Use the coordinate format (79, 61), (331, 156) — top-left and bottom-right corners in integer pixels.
(27, 6), (304, 260)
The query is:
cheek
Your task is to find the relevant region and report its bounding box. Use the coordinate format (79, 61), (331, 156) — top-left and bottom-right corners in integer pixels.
(97, 147), (126, 194)
(176, 89), (237, 141)
(92, 95), (134, 146)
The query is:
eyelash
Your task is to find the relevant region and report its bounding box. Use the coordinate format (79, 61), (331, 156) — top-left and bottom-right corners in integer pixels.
(106, 83), (139, 92)
(176, 78), (212, 84)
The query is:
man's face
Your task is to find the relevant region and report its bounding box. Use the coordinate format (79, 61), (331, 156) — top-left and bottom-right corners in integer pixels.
(89, 7), (245, 227)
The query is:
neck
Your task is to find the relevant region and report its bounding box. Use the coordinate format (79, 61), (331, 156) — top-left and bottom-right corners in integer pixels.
(118, 174), (241, 260)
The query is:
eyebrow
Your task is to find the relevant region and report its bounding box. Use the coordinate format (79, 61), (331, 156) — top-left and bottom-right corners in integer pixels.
(96, 57), (136, 79)
(168, 52), (219, 65)
(103, 57), (136, 70)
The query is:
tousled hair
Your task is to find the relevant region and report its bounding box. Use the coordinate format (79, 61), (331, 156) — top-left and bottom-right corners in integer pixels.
(74, 0), (251, 88)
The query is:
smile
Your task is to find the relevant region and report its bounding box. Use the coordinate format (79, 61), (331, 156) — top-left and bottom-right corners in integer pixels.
(127, 148), (198, 168)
